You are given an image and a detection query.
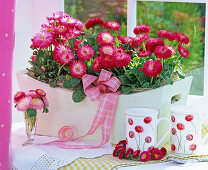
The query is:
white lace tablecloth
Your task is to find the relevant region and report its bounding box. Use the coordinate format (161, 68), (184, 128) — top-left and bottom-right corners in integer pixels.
(12, 122), (208, 170)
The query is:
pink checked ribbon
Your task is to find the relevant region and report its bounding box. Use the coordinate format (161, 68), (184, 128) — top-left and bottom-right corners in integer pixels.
(44, 69), (121, 149)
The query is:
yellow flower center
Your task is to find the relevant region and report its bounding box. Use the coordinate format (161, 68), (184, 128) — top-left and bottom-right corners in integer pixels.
(40, 35), (45, 40)
(75, 66), (81, 72)
(47, 28), (53, 32)
(38, 90), (43, 94)
(103, 35), (111, 42)
(150, 64), (153, 69)
(154, 154), (158, 158)
(32, 99), (39, 104)
(62, 49), (67, 53)
(143, 155), (147, 159)
(17, 94), (21, 97)
(104, 49), (110, 54)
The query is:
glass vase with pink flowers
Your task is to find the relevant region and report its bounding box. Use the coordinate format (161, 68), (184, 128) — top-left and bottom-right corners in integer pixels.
(14, 89), (49, 146)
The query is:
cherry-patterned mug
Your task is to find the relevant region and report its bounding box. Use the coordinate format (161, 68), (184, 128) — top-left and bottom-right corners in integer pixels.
(125, 108), (171, 152)
(170, 105), (208, 156)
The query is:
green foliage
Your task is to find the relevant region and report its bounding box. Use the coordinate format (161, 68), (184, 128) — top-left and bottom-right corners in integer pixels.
(137, 1), (205, 72)
(27, 108), (37, 117)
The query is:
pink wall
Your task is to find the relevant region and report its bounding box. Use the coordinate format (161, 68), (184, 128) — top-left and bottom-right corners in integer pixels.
(0, 0), (15, 169)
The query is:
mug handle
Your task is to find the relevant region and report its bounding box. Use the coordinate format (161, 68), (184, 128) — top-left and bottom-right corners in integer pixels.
(156, 117), (171, 148)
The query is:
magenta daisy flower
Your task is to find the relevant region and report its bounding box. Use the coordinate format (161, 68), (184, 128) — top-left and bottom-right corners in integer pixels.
(30, 98), (44, 110)
(31, 31), (54, 49)
(53, 44), (74, 65)
(75, 20), (84, 30)
(174, 32), (190, 45)
(131, 34), (149, 48)
(16, 96), (32, 111)
(165, 45), (176, 54)
(122, 36), (133, 44)
(143, 60), (163, 77)
(85, 18), (104, 30)
(138, 50), (151, 57)
(64, 29), (82, 40)
(46, 11), (68, 22)
(157, 30), (174, 41)
(145, 38), (164, 52)
(154, 46), (172, 59)
(104, 21), (121, 31)
(60, 16), (77, 28)
(74, 40), (82, 51)
(35, 89), (46, 97)
(178, 45), (189, 58)
(97, 32), (115, 46)
(93, 56), (102, 72)
(53, 26), (67, 35)
(77, 45), (94, 61)
(99, 45), (115, 56)
(133, 25), (151, 35)
(26, 90), (38, 98)
(100, 55), (115, 69)
(14, 91), (26, 103)
(114, 47), (125, 53)
(114, 53), (131, 68)
(69, 61), (87, 78)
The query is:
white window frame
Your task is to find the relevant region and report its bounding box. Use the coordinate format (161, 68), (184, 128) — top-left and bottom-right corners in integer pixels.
(127, 0), (208, 100)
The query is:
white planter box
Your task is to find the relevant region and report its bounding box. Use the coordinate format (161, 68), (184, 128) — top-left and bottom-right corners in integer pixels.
(17, 70), (192, 145)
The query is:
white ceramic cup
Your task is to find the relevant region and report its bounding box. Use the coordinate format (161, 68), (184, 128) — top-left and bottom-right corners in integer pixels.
(170, 105), (208, 156)
(125, 108), (171, 152)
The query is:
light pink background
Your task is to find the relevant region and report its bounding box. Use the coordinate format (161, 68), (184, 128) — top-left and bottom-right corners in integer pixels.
(0, 0), (15, 169)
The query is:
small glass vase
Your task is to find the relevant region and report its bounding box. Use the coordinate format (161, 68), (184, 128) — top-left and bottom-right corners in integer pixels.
(23, 112), (37, 146)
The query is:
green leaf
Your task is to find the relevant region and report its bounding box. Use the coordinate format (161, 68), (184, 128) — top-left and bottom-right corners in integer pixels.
(122, 86), (133, 94)
(27, 109), (37, 117)
(88, 35), (96, 46)
(175, 71), (185, 79)
(49, 80), (57, 87)
(63, 80), (74, 89)
(72, 89), (86, 103)
(71, 77), (81, 87)
(43, 106), (49, 113)
(167, 78), (174, 85)
(142, 82), (150, 88)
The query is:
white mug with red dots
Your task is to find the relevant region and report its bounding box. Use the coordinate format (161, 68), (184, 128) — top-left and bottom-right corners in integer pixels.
(170, 106), (208, 156)
(125, 108), (171, 152)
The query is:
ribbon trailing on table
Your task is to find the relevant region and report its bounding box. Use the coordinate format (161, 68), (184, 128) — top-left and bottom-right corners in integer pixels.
(43, 69), (121, 149)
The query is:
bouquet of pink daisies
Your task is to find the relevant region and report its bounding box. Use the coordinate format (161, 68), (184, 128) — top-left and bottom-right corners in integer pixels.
(14, 89), (49, 130)
(27, 11), (189, 103)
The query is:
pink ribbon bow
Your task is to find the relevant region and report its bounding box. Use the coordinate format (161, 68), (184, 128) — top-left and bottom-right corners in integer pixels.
(43, 70), (121, 149)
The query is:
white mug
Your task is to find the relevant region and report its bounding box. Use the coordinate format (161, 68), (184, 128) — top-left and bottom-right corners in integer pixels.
(125, 108), (171, 152)
(170, 105), (208, 156)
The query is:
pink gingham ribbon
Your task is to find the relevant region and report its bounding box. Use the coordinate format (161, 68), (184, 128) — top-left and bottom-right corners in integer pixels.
(43, 70), (121, 149)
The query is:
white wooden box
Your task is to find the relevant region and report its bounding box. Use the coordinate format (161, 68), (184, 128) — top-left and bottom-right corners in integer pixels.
(17, 70), (192, 145)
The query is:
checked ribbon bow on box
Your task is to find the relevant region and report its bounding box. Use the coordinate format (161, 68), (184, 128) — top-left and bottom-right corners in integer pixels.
(43, 69), (121, 149)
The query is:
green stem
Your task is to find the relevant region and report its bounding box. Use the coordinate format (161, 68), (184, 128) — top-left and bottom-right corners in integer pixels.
(57, 64), (65, 77)
(59, 35), (62, 45)
(114, 68), (121, 76)
(191, 121), (196, 135)
(123, 66), (132, 83)
(134, 136), (139, 150)
(143, 141), (146, 151)
(150, 77), (154, 84)
(184, 139), (187, 153)
(108, 69), (117, 77)
(138, 133), (140, 150)
(142, 42), (146, 51)
(92, 27), (95, 34)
